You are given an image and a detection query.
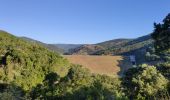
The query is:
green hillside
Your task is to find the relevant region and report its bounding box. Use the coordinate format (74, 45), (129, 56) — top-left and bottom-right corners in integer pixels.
(0, 30), (125, 99)
(0, 30), (69, 90)
(21, 37), (65, 54)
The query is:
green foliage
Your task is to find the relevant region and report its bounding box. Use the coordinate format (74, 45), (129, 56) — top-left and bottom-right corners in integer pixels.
(21, 37), (65, 54)
(0, 31), (126, 99)
(163, 54), (170, 62)
(151, 13), (170, 53)
(51, 65), (95, 99)
(0, 31), (69, 91)
(0, 83), (25, 100)
(31, 65), (126, 100)
(123, 64), (168, 99)
(145, 46), (160, 61)
(1, 27), (169, 100)
(157, 62), (170, 80)
(30, 72), (60, 100)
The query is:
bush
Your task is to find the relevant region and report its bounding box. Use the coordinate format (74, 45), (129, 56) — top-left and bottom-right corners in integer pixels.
(30, 65), (126, 100)
(123, 64), (168, 99)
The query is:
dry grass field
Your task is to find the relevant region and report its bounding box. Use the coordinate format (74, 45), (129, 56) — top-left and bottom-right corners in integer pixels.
(64, 55), (132, 76)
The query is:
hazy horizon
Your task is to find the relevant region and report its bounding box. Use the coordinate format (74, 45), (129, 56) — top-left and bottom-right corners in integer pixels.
(0, 0), (170, 44)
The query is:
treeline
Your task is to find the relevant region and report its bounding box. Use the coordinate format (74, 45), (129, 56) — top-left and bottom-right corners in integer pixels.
(0, 65), (126, 99)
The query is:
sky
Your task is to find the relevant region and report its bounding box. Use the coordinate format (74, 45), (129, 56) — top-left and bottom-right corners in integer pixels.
(0, 0), (170, 44)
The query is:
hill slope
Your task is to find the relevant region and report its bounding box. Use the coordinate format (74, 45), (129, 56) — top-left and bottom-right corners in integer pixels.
(53, 44), (82, 52)
(0, 30), (69, 90)
(68, 44), (104, 55)
(97, 39), (132, 48)
(21, 37), (83, 53)
(68, 35), (153, 56)
(21, 37), (65, 54)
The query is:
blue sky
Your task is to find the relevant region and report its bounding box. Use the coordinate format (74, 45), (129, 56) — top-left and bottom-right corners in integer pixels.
(0, 0), (170, 44)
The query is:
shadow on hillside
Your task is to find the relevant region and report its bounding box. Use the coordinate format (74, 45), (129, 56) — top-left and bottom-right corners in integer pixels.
(120, 46), (148, 65)
(117, 56), (132, 77)
(116, 46), (149, 77)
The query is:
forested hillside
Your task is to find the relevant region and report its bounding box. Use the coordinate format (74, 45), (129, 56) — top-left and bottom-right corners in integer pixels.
(0, 30), (125, 99)
(21, 37), (65, 54)
(0, 30), (70, 90)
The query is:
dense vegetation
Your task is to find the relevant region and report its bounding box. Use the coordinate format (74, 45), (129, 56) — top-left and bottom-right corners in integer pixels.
(0, 31), (125, 99)
(151, 13), (170, 53)
(0, 13), (169, 100)
(21, 37), (65, 54)
(30, 65), (125, 100)
(21, 37), (83, 54)
(122, 64), (168, 99)
(0, 30), (69, 92)
(122, 13), (170, 99)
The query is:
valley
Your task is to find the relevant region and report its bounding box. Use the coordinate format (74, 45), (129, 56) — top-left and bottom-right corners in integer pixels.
(0, 2), (169, 98)
(20, 34), (153, 77)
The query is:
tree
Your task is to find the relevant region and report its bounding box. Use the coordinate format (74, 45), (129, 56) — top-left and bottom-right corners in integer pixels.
(30, 72), (60, 99)
(123, 64), (168, 99)
(151, 14), (170, 99)
(0, 84), (25, 100)
(151, 13), (170, 53)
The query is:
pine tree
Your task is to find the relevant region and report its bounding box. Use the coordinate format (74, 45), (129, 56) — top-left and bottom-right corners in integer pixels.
(151, 13), (170, 53)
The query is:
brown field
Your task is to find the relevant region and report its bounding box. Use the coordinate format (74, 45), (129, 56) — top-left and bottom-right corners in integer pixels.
(64, 55), (132, 76)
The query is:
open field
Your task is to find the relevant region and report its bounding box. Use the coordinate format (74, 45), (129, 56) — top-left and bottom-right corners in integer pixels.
(64, 55), (132, 76)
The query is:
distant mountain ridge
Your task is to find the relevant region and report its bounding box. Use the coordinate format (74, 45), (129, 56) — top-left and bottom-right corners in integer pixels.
(21, 37), (83, 54)
(54, 44), (82, 52)
(68, 34), (153, 55)
(21, 34), (153, 57)
(68, 44), (104, 55)
(97, 39), (132, 48)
